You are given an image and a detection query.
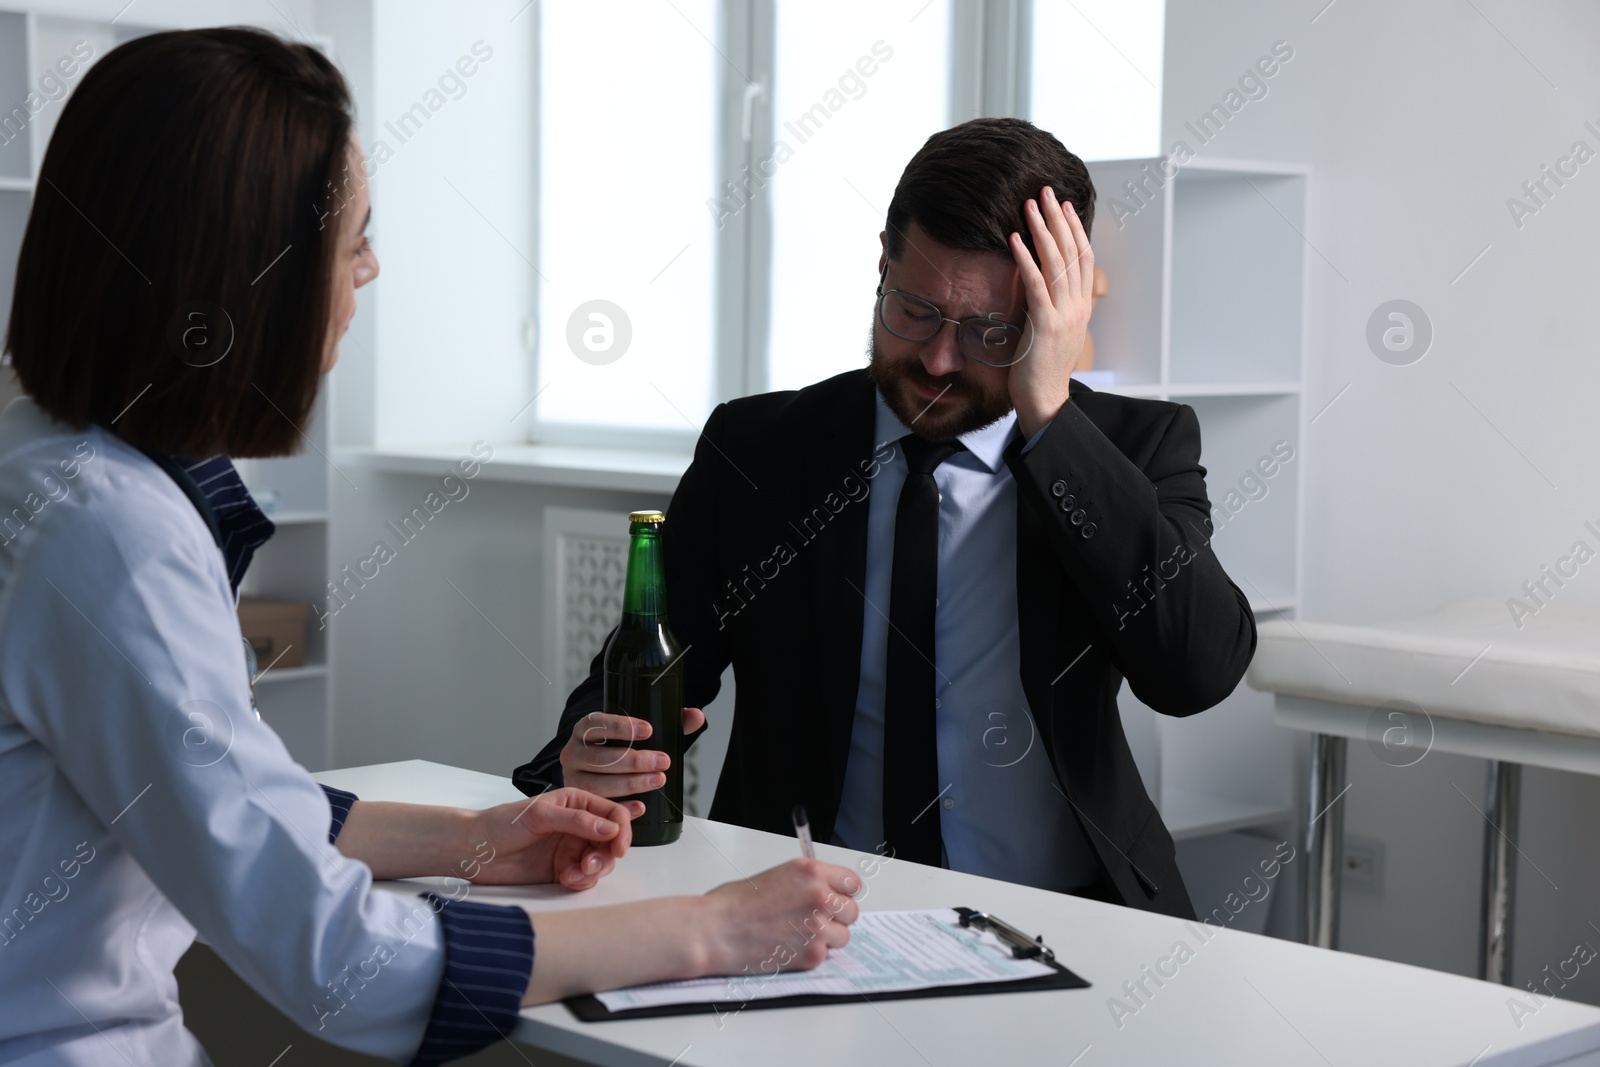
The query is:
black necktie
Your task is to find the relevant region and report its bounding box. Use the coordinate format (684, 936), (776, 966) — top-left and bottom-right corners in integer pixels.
(882, 432), (963, 865)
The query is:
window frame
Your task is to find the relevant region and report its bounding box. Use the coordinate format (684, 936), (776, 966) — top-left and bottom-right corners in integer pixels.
(524, 0), (1030, 449)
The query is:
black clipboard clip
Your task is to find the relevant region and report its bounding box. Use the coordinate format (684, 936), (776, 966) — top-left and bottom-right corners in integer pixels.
(953, 907), (1056, 962)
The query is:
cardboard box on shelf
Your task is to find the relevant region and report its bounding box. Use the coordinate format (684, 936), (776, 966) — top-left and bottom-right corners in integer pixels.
(237, 596), (309, 670)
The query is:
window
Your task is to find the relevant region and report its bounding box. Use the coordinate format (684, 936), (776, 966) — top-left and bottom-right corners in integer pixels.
(534, 0), (719, 438)
(524, 0), (1048, 446)
(763, 0), (951, 393)
(1029, 0), (1165, 162)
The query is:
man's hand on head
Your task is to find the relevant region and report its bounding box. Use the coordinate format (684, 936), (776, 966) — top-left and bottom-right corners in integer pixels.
(1006, 185), (1095, 439)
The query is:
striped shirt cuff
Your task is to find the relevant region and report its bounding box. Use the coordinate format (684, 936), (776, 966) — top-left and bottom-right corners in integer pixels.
(320, 785), (359, 845)
(410, 896), (535, 1066)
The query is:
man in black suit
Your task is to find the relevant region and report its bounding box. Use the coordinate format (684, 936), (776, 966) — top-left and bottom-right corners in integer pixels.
(515, 118), (1256, 919)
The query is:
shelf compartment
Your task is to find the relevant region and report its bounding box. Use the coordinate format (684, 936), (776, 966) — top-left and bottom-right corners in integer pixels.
(255, 673), (330, 771)
(1158, 684), (1295, 837)
(1186, 392), (1299, 608)
(0, 12), (29, 181)
(255, 663), (328, 685)
(1247, 592), (1297, 616)
(236, 523), (329, 670)
(1162, 790), (1294, 842)
(233, 393), (332, 514)
(0, 188), (26, 344)
(1083, 158), (1168, 388)
(1169, 168), (1306, 386)
(1168, 382), (1299, 398)
(1098, 383), (1167, 399)
(260, 509), (328, 526)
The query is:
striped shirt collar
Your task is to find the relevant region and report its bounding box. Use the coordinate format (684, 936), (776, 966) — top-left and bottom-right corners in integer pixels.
(144, 453), (276, 593)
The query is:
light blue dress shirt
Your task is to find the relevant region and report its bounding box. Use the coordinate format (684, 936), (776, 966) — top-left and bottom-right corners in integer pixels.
(831, 392), (1101, 893)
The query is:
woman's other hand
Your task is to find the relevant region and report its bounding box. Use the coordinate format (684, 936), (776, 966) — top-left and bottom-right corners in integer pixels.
(471, 788), (643, 890)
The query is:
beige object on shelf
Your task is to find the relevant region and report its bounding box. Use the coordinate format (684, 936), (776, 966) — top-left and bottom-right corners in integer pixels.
(1079, 266), (1109, 371)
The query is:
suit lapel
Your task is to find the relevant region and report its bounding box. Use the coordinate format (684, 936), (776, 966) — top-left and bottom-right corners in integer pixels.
(805, 373), (877, 821)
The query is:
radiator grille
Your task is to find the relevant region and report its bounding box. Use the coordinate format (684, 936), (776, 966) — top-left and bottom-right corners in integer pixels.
(560, 533), (628, 692)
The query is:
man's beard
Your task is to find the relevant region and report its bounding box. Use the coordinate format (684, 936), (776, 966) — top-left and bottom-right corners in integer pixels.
(866, 332), (1013, 441)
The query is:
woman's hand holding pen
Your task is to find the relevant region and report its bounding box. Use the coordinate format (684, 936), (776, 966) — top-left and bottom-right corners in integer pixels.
(520, 856), (862, 1004)
(696, 859), (862, 976)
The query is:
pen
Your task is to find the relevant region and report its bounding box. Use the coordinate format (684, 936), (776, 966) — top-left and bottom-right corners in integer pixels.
(792, 804), (815, 860)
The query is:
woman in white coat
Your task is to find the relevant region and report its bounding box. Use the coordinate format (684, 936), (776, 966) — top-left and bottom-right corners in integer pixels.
(0, 27), (858, 1066)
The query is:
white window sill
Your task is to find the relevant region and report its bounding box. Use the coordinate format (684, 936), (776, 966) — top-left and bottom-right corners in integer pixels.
(336, 443), (692, 495)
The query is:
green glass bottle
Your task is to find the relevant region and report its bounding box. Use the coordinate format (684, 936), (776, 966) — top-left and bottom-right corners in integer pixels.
(602, 510), (684, 846)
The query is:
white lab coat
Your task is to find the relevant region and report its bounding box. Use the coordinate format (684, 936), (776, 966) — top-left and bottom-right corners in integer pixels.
(0, 398), (445, 1064)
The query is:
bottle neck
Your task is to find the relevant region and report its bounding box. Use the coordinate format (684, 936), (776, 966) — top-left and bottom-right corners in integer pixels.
(621, 522), (668, 620)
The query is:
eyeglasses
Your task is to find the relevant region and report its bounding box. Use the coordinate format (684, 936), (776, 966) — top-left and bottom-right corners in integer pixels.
(875, 268), (1028, 367)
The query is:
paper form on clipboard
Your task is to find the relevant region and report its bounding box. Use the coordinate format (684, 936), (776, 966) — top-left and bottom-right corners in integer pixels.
(594, 908), (1058, 1011)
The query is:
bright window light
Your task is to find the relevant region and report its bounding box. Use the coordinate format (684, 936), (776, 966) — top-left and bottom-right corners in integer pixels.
(764, 0), (951, 393)
(535, 0), (718, 435)
(1030, 0), (1164, 161)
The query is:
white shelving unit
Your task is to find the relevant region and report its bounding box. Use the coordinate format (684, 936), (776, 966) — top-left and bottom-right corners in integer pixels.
(0, 8), (336, 769)
(0, 9), (32, 337)
(233, 389), (336, 770)
(1083, 155), (1311, 842)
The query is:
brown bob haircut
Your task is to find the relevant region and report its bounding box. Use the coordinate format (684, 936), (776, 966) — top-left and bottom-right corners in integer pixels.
(5, 27), (354, 458)
(885, 116), (1096, 266)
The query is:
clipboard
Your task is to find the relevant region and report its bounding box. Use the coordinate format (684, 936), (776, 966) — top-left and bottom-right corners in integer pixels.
(565, 907), (1089, 1022)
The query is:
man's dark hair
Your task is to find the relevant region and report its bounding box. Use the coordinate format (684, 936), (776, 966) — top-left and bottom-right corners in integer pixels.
(5, 27), (354, 457)
(885, 117), (1096, 265)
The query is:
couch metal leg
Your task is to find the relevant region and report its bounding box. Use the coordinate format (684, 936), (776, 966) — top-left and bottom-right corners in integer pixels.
(1305, 732), (1347, 950)
(1479, 759), (1521, 984)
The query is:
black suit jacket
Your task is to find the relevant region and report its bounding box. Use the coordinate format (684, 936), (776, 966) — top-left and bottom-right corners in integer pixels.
(514, 370), (1257, 920)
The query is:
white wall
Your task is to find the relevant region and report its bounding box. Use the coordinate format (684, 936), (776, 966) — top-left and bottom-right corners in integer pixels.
(330, 471), (669, 773)
(1162, 0), (1600, 1000)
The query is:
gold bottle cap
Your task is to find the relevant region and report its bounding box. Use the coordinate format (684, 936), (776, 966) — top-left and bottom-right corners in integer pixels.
(629, 510), (666, 524)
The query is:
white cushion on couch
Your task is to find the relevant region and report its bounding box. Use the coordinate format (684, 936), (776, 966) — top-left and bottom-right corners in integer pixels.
(1247, 598), (1600, 739)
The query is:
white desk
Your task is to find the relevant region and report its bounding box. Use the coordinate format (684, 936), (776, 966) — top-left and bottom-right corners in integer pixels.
(316, 761), (1600, 1067)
